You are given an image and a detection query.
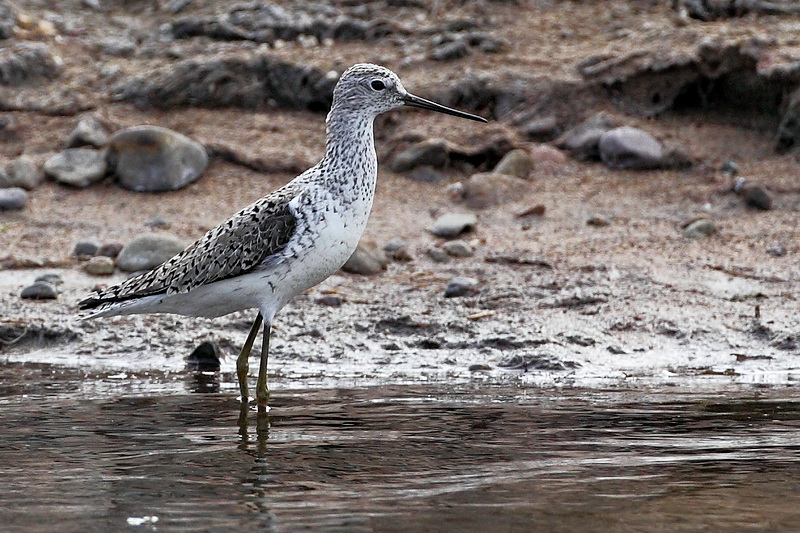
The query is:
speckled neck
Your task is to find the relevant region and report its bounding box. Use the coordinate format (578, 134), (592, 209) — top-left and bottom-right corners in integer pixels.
(319, 107), (378, 202)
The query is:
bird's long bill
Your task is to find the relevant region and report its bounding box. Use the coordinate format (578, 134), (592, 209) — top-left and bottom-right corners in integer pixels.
(401, 93), (487, 123)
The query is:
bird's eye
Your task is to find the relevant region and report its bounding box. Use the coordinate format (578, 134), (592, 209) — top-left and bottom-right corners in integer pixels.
(370, 80), (386, 91)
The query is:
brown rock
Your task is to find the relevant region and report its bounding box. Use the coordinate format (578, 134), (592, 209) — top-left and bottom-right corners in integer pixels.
(463, 172), (528, 209)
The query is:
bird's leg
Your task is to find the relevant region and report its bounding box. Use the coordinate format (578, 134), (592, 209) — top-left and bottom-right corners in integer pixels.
(237, 313), (263, 403)
(256, 322), (271, 407)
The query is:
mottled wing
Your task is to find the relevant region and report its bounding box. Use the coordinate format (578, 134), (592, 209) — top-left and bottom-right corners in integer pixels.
(78, 188), (299, 310)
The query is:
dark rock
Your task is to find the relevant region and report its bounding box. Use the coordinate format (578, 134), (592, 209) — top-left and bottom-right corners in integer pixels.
(407, 166), (445, 183)
(493, 148), (532, 179)
(97, 242), (124, 258)
(516, 204), (546, 217)
(586, 214), (612, 227)
(607, 345), (627, 355)
(65, 115), (110, 148)
(73, 238), (100, 256)
(519, 115), (559, 141)
(342, 241), (388, 275)
(430, 212), (477, 237)
(107, 126), (208, 192)
(21, 281), (58, 300)
(721, 160), (739, 176)
(84, 256), (115, 275)
(444, 276), (479, 297)
(390, 138), (449, 172)
(185, 341), (221, 371)
(317, 294), (344, 307)
(441, 239), (474, 257)
(383, 238), (413, 261)
(463, 172), (527, 209)
(430, 40), (469, 61)
(468, 364), (492, 372)
(0, 187), (28, 210)
(497, 354), (578, 371)
(426, 248), (450, 263)
(44, 148), (107, 187)
(766, 246), (786, 257)
(740, 184), (773, 210)
(555, 112), (618, 160)
(598, 126), (665, 170)
(0, 42), (61, 85)
(116, 233), (186, 272)
(115, 53), (336, 111)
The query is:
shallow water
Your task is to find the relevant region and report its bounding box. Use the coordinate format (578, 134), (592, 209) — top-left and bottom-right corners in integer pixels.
(1, 363), (800, 532)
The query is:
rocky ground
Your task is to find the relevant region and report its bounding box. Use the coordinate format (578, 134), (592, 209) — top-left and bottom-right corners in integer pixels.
(0, 0), (798, 391)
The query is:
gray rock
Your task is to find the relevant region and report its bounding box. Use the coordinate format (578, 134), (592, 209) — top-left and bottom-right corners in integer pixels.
(444, 277), (479, 298)
(684, 219), (716, 239)
(66, 115), (110, 148)
(317, 294), (343, 307)
(0, 42), (61, 85)
(520, 116), (559, 141)
(430, 212), (478, 238)
(442, 239), (474, 257)
(8, 155), (45, 189)
(555, 112), (617, 160)
(44, 148), (107, 187)
(342, 241), (388, 275)
(390, 138), (449, 173)
(598, 126), (665, 170)
(107, 126), (209, 192)
(73, 238), (100, 256)
(21, 281), (58, 300)
(493, 148), (532, 179)
(35, 273), (63, 285)
(116, 232), (186, 272)
(97, 242), (124, 258)
(84, 256), (116, 275)
(96, 37), (137, 57)
(738, 184), (773, 210)
(766, 246), (786, 257)
(463, 172), (527, 209)
(383, 238), (413, 261)
(430, 40), (469, 61)
(0, 187), (28, 210)
(407, 166), (445, 183)
(426, 248), (450, 263)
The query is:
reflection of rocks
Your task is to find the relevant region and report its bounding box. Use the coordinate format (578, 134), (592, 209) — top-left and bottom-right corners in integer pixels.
(0, 187), (27, 210)
(116, 233), (186, 272)
(107, 126), (208, 192)
(44, 149), (107, 187)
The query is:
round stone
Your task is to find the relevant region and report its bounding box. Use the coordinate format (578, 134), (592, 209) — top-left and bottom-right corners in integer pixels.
(44, 148), (107, 187)
(20, 281), (58, 300)
(116, 233), (186, 272)
(444, 277), (479, 298)
(73, 238), (100, 256)
(0, 187), (28, 210)
(493, 148), (532, 179)
(84, 255), (116, 275)
(442, 239), (474, 257)
(430, 213), (478, 238)
(107, 126), (209, 192)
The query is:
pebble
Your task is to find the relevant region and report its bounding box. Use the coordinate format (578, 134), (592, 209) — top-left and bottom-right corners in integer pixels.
(766, 246), (786, 257)
(529, 144), (568, 174)
(317, 294), (343, 307)
(407, 166), (445, 183)
(390, 138), (449, 173)
(116, 232), (186, 272)
(0, 187), (28, 210)
(430, 212), (478, 238)
(598, 126), (665, 169)
(516, 204), (546, 217)
(684, 219), (716, 239)
(520, 116), (559, 141)
(555, 112), (617, 160)
(107, 126), (209, 192)
(65, 114), (110, 148)
(44, 148), (107, 187)
(721, 160), (739, 176)
(442, 239), (474, 257)
(21, 281), (58, 300)
(740, 184), (773, 210)
(430, 40), (469, 61)
(468, 364), (492, 372)
(463, 172), (527, 209)
(8, 155), (45, 189)
(35, 273), (63, 285)
(493, 148), (532, 179)
(73, 238), (100, 256)
(426, 248), (450, 263)
(586, 214), (612, 227)
(84, 256), (116, 275)
(342, 241), (388, 275)
(383, 238), (413, 261)
(97, 242), (124, 258)
(444, 277), (479, 298)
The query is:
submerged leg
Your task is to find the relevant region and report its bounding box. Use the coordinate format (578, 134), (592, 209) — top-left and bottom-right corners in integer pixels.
(255, 322), (271, 407)
(237, 313), (263, 402)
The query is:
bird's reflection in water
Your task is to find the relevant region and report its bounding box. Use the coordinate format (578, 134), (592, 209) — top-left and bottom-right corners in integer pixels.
(185, 371), (220, 394)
